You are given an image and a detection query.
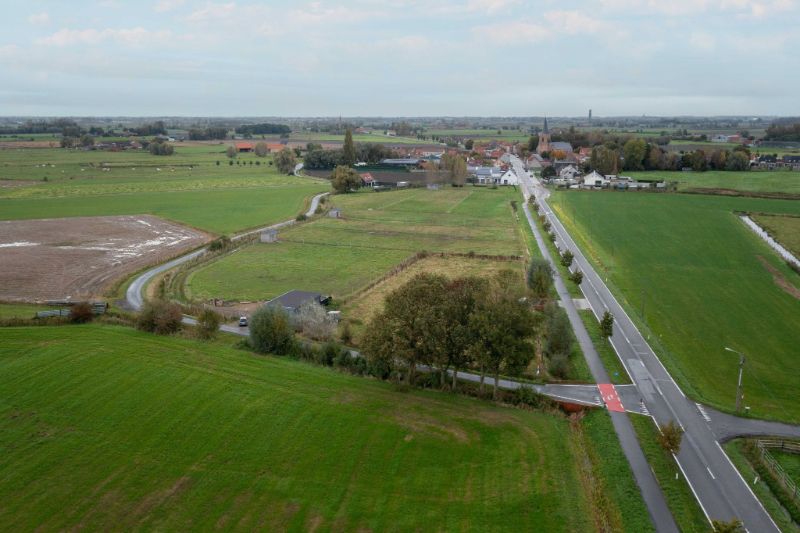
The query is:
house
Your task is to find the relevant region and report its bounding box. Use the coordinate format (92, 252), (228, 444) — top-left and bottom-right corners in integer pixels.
(360, 173), (375, 187)
(473, 166), (502, 184)
(559, 165), (581, 180)
(711, 134), (729, 143)
(499, 168), (518, 185)
(236, 142), (254, 153)
(583, 170), (608, 188)
(266, 290), (330, 314)
(266, 142), (287, 153)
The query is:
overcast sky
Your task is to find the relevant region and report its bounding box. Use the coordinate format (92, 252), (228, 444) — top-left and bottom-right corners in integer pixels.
(0, 0), (797, 117)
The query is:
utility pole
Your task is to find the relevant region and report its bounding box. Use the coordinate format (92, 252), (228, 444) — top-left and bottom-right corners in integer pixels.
(724, 347), (746, 413)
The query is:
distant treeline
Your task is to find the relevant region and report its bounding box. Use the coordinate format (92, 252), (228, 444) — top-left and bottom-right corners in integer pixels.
(764, 122), (800, 142)
(188, 127), (229, 140)
(235, 123), (291, 135)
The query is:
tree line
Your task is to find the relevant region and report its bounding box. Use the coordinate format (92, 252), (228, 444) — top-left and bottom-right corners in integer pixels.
(764, 122), (800, 142)
(235, 123), (291, 136)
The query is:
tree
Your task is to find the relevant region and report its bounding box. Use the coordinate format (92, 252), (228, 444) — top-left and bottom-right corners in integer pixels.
(711, 519), (744, 533)
(274, 147), (297, 174)
(254, 142), (268, 157)
(544, 306), (573, 377)
(342, 128), (356, 166)
(362, 273), (450, 385)
(569, 270), (583, 285)
(137, 300), (183, 335)
(541, 165), (556, 179)
(527, 259), (553, 300)
(297, 300), (336, 341)
(560, 250), (574, 268)
(469, 274), (537, 399)
(600, 311), (614, 338)
(440, 276), (488, 389)
(464, 139), (474, 150)
(658, 420), (684, 455)
(726, 151), (750, 171)
(196, 309), (221, 340)
(622, 138), (647, 171)
(442, 153), (468, 185)
(79, 134), (95, 148)
(527, 135), (539, 153)
(226, 145), (237, 159)
(331, 165), (360, 193)
(590, 145), (620, 175)
(249, 306), (295, 355)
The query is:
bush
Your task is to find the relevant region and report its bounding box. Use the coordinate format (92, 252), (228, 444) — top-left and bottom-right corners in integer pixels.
(296, 213), (307, 222)
(542, 220), (551, 232)
(527, 259), (554, 299)
(69, 302), (94, 324)
(548, 352), (570, 379)
(207, 235), (231, 252)
(600, 311), (614, 338)
(196, 309), (221, 340)
(657, 420), (684, 454)
(340, 320), (353, 344)
(569, 270), (583, 285)
(560, 250), (574, 267)
(249, 306), (295, 355)
(296, 301), (335, 341)
(137, 300), (183, 335)
(548, 231), (556, 242)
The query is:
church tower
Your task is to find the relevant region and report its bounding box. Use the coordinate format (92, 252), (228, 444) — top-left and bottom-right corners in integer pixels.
(536, 116), (551, 155)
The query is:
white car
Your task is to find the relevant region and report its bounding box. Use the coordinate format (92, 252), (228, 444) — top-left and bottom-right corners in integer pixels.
(238, 316), (248, 327)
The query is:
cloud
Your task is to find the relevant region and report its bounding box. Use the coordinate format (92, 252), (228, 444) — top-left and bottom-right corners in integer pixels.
(37, 27), (172, 47)
(543, 10), (613, 34)
(187, 2), (237, 22)
(28, 12), (50, 25)
(154, 0), (185, 12)
(598, 0), (796, 16)
(689, 31), (716, 50)
(472, 21), (550, 44)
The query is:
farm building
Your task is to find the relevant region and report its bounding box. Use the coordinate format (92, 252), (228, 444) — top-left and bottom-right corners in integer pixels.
(583, 171), (608, 188)
(236, 142), (254, 153)
(266, 290), (331, 314)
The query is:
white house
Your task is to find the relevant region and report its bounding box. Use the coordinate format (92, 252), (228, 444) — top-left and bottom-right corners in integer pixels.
(583, 170), (608, 188)
(499, 168), (518, 185)
(559, 165), (581, 180)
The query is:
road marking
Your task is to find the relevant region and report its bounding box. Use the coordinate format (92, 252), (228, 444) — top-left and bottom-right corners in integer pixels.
(706, 466), (716, 480)
(696, 403), (712, 423)
(598, 384), (625, 412)
(673, 453), (714, 527)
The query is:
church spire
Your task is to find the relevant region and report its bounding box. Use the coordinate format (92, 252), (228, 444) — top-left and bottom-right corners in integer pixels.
(543, 116), (549, 134)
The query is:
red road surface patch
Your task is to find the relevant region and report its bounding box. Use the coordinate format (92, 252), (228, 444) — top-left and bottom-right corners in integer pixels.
(598, 384), (625, 412)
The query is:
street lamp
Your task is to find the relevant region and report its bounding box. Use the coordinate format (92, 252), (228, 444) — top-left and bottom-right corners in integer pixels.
(724, 347), (746, 413)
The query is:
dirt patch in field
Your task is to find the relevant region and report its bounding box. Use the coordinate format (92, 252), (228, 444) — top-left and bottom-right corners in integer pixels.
(757, 255), (800, 300)
(0, 215), (210, 302)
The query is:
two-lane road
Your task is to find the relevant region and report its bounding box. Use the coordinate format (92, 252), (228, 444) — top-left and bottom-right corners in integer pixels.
(513, 156), (778, 532)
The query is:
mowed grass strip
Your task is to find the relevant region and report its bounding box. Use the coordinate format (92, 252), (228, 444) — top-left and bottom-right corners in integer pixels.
(187, 188), (525, 302)
(0, 325), (594, 532)
(549, 191), (800, 422)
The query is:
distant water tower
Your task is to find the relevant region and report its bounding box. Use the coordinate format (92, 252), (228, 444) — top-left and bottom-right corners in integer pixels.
(589, 109), (592, 122)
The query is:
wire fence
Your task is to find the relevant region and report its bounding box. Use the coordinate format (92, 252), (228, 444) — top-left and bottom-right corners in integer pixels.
(756, 439), (800, 504)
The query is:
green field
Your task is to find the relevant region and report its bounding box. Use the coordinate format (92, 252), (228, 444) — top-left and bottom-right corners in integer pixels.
(626, 170), (800, 195)
(289, 132), (422, 145)
(0, 324), (644, 531)
(549, 191), (800, 422)
(187, 187), (526, 302)
(751, 213), (800, 257)
(773, 450), (800, 485)
(0, 147), (328, 234)
(0, 302), (48, 319)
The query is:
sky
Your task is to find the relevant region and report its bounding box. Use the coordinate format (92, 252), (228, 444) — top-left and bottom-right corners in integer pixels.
(0, 0), (798, 117)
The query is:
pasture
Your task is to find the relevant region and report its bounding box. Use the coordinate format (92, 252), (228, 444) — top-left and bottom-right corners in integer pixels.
(187, 187), (527, 303)
(0, 324), (643, 531)
(625, 170), (800, 195)
(0, 147), (328, 235)
(549, 191), (800, 422)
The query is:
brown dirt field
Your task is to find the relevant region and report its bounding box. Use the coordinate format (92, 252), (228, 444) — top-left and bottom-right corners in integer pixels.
(0, 215), (210, 302)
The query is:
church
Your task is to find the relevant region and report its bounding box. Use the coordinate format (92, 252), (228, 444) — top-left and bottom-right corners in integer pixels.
(536, 117), (573, 156)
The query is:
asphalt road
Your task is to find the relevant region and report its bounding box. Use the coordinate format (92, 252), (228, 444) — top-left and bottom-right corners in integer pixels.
(512, 156), (780, 532)
(124, 192), (329, 311)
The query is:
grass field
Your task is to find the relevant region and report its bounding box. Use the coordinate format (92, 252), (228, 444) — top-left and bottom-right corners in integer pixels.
(773, 450), (800, 485)
(625, 170), (800, 194)
(0, 302), (48, 319)
(187, 187), (526, 302)
(0, 147), (328, 235)
(724, 441), (800, 533)
(0, 323), (643, 531)
(751, 213), (800, 257)
(549, 191), (800, 422)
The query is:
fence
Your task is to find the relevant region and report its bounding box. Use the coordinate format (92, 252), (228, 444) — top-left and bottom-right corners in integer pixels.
(756, 439), (800, 503)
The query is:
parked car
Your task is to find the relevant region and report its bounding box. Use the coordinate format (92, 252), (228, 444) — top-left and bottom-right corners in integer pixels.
(238, 316), (248, 327)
